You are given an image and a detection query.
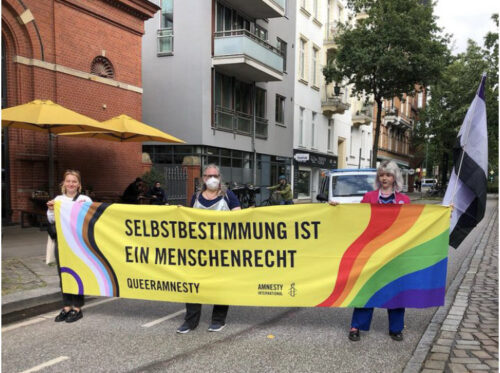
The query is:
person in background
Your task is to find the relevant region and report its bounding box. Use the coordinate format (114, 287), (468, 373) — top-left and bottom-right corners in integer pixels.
(330, 160), (410, 342)
(267, 175), (294, 205)
(122, 177), (143, 204)
(176, 164), (241, 334)
(149, 181), (168, 205)
(47, 170), (92, 323)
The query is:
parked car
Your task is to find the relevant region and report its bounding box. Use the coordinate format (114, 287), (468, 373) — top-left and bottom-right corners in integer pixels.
(316, 168), (377, 203)
(421, 178), (437, 190)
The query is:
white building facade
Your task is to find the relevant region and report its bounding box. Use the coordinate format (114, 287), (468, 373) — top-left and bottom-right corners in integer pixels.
(292, 0), (373, 203)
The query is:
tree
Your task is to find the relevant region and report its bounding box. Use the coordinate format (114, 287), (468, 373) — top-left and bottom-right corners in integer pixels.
(415, 14), (498, 185)
(324, 0), (449, 167)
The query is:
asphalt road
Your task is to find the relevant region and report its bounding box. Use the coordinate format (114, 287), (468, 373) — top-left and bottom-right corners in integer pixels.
(2, 199), (496, 373)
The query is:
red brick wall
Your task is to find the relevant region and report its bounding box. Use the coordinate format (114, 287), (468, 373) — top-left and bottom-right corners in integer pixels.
(2, 0), (159, 222)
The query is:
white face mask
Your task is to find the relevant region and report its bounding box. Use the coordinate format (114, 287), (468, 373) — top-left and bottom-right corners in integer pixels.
(205, 177), (220, 190)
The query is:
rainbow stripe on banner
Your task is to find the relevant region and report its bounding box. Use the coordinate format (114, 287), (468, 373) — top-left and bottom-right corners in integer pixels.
(55, 202), (450, 308)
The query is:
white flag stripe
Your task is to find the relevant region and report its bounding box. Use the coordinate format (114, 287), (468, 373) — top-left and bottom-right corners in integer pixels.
(443, 74), (488, 249)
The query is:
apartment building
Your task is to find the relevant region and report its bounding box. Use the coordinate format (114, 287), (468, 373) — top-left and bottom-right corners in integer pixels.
(292, 0), (337, 202)
(374, 89), (426, 190)
(142, 0), (294, 198)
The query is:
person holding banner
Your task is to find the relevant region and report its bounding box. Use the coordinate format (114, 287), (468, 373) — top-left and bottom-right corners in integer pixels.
(177, 164), (241, 334)
(330, 160), (410, 342)
(47, 170), (92, 323)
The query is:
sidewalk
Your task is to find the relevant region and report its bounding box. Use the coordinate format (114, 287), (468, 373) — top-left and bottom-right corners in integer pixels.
(1, 225), (60, 316)
(419, 200), (498, 372)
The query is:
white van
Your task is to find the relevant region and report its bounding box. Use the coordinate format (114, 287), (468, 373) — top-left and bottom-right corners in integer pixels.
(316, 169), (377, 204)
(421, 178), (437, 190)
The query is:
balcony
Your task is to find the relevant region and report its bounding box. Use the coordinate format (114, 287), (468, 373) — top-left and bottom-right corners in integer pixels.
(213, 30), (283, 82)
(322, 84), (350, 116)
(322, 96), (350, 116)
(324, 25), (339, 49)
(352, 105), (373, 127)
(214, 106), (268, 139)
(383, 107), (413, 128)
(222, 0), (285, 19)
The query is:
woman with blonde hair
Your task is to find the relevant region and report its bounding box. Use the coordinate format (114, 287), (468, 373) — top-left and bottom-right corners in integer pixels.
(330, 160), (410, 341)
(177, 164), (241, 334)
(47, 170), (92, 323)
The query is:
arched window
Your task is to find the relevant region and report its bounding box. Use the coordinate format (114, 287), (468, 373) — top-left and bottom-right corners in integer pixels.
(90, 56), (114, 79)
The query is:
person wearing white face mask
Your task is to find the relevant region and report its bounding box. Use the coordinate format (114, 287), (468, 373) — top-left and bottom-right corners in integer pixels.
(176, 164), (241, 334)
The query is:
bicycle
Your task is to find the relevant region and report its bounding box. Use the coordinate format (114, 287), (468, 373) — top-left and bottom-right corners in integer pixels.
(259, 191), (281, 207)
(229, 183), (261, 209)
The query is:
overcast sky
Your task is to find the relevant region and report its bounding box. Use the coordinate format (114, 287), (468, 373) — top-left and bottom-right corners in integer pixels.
(434, 0), (499, 54)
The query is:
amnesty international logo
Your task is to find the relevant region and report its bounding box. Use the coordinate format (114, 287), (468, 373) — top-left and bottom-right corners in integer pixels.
(288, 283), (296, 297)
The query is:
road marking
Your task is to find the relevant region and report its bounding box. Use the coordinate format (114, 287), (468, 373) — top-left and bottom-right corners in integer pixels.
(3, 297), (118, 331)
(142, 309), (184, 328)
(19, 356), (69, 373)
(2, 318), (46, 332)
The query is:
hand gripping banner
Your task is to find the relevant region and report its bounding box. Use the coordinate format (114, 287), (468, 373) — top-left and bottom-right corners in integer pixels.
(55, 202), (450, 308)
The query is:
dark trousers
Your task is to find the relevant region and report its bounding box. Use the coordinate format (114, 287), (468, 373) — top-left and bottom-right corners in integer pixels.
(55, 244), (84, 308)
(184, 303), (229, 328)
(280, 200), (294, 205)
(351, 307), (405, 333)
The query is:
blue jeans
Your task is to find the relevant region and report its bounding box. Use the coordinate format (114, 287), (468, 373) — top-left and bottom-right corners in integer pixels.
(351, 307), (405, 333)
(279, 200), (294, 205)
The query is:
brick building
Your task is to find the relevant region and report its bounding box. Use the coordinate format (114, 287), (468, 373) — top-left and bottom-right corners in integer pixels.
(373, 88), (427, 191)
(1, 0), (159, 223)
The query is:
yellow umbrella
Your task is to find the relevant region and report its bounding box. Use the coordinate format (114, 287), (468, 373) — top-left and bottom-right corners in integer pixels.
(1, 99), (104, 133)
(61, 114), (184, 143)
(2, 99), (112, 195)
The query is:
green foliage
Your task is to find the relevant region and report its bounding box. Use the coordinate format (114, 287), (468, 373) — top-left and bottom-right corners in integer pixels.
(141, 167), (165, 189)
(416, 13), (499, 183)
(327, 0), (449, 166)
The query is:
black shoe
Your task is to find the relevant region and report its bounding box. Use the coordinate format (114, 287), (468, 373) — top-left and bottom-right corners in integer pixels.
(208, 322), (226, 332)
(55, 309), (70, 322)
(65, 309), (83, 323)
(389, 331), (403, 341)
(348, 329), (360, 341)
(177, 322), (195, 334)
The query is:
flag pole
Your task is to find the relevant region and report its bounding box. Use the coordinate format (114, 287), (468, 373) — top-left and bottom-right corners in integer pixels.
(450, 73), (486, 205)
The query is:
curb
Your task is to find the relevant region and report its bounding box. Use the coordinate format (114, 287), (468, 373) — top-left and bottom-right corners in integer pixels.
(402, 200), (498, 373)
(2, 285), (62, 316)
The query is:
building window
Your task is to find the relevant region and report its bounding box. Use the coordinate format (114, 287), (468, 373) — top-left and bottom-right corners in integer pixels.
(361, 130), (365, 158)
(255, 87), (268, 138)
(277, 38), (287, 72)
(327, 119), (333, 152)
(418, 91), (424, 108)
(350, 126), (354, 156)
(312, 0), (318, 19)
(90, 56), (114, 79)
(311, 112), (317, 149)
(158, 0), (173, 55)
(299, 39), (306, 80)
(296, 169), (311, 198)
(311, 47), (319, 87)
(299, 107), (305, 146)
(255, 24), (268, 41)
(275, 94), (285, 125)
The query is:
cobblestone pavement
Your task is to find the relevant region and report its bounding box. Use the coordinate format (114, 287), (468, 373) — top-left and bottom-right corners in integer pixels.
(422, 210), (498, 372)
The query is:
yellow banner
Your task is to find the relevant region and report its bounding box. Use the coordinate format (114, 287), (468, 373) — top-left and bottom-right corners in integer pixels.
(55, 202), (450, 308)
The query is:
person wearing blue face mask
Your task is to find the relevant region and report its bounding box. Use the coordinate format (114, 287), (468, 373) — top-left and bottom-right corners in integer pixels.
(176, 164), (241, 334)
